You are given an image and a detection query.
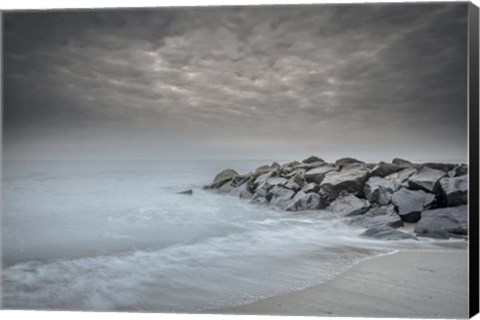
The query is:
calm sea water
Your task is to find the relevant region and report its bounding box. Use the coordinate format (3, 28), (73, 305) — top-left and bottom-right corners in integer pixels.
(1, 160), (466, 312)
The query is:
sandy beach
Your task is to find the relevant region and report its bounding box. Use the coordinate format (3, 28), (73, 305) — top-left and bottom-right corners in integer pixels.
(205, 250), (468, 318)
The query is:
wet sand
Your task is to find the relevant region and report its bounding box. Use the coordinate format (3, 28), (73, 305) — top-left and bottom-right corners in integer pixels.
(205, 250), (468, 318)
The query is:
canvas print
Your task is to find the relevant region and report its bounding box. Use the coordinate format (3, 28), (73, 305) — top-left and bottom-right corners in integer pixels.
(1, 2), (478, 318)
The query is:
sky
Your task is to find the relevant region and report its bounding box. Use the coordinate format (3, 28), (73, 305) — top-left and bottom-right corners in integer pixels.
(2, 3), (469, 162)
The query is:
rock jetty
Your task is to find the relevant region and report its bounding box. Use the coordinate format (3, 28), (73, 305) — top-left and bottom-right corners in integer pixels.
(205, 157), (468, 240)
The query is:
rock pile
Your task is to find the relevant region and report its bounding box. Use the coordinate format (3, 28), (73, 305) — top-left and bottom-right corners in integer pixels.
(205, 157), (468, 240)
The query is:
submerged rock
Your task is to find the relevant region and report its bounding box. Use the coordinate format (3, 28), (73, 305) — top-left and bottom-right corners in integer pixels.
(436, 175), (468, 206)
(327, 192), (370, 217)
(408, 167), (446, 193)
(415, 205), (467, 239)
(361, 226), (416, 240)
(391, 188), (435, 223)
(177, 189), (193, 195)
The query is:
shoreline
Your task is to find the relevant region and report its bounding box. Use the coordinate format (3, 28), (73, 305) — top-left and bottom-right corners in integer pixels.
(203, 249), (468, 318)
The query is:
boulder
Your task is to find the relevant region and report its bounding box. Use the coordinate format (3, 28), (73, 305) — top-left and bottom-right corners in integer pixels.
(267, 186), (296, 208)
(302, 156), (324, 164)
(408, 167), (446, 193)
(320, 166), (369, 197)
(392, 158), (413, 167)
(350, 205), (403, 229)
(391, 188), (435, 222)
(211, 169), (239, 188)
(285, 191), (324, 211)
(304, 165), (336, 183)
(254, 169), (280, 186)
(335, 157), (365, 168)
(294, 161), (327, 170)
(302, 182), (320, 193)
(231, 173), (253, 188)
(449, 164), (468, 177)
(271, 162), (280, 168)
(415, 205), (467, 239)
(436, 175), (468, 206)
(363, 176), (396, 206)
(255, 165), (272, 175)
(422, 163), (456, 173)
(369, 161), (402, 178)
(177, 189), (193, 195)
(361, 226), (417, 240)
(239, 188), (254, 200)
(218, 181), (234, 193)
(327, 192), (371, 217)
(385, 168), (417, 190)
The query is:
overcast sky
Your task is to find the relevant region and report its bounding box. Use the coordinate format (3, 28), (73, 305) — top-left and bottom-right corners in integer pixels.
(3, 3), (469, 162)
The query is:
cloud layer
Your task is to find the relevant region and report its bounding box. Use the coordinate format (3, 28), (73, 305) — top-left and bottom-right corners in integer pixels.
(3, 3), (469, 161)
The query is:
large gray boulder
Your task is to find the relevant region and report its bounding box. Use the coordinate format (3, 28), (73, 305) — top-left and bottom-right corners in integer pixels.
(391, 188), (435, 223)
(422, 162), (456, 173)
(320, 166), (369, 198)
(392, 158), (413, 167)
(369, 161), (402, 178)
(350, 205), (403, 229)
(415, 205), (467, 239)
(363, 176), (396, 206)
(302, 156), (324, 164)
(436, 175), (468, 206)
(211, 169), (239, 188)
(302, 182), (320, 193)
(285, 191), (324, 211)
(304, 165), (336, 183)
(385, 168), (417, 190)
(361, 226), (417, 240)
(267, 186), (296, 208)
(255, 165), (273, 175)
(449, 164), (468, 177)
(327, 192), (371, 217)
(408, 167), (446, 193)
(335, 157), (365, 168)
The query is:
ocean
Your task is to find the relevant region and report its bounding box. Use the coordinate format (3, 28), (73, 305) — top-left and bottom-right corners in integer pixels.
(1, 159), (466, 312)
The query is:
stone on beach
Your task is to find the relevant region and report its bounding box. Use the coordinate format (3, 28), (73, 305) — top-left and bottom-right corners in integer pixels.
(304, 165), (336, 183)
(436, 175), (468, 206)
(363, 176), (396, 206)
(350, 205), (403, 229)
(415, 205), (467, 239)
(320, 165), (368, 197)
(361, 226), (417, 240)
(211, 169), (239, 188)
(407, 167), (446, 193)
(368, 161), (402, 178)
(327, 192), (370, 217)
(285, 191), (324, 211)
(390, 188), (435, 223)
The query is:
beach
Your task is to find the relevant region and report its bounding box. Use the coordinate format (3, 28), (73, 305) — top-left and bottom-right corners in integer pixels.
(206, 250), (469, 318)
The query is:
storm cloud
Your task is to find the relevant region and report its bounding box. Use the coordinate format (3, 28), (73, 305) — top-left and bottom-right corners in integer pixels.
(3, 3), (468, 161)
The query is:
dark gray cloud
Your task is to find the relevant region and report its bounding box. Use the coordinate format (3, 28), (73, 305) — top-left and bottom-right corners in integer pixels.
(3, 3), (468, 161)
